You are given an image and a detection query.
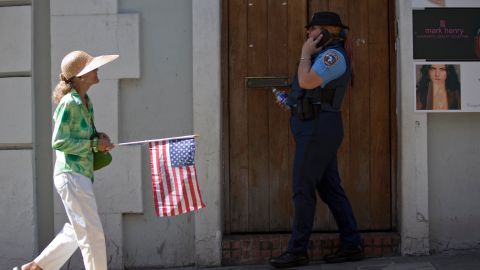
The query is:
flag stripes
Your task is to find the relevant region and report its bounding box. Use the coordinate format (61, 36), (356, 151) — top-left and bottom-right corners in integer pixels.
(149, 139), (205, 217)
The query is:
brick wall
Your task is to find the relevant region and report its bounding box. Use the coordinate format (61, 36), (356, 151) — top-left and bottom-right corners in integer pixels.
(222, 233), (400, 265)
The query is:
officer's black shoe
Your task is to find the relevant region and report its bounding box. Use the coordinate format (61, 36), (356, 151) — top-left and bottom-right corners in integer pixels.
(324, 246), (364, 264)
(269, 252), (309, 268)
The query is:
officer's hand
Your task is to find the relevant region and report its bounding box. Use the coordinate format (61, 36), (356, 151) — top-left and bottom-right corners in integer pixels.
(301, 34), (323, 57)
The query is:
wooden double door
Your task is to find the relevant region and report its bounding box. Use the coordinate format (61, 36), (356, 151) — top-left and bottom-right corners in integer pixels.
(223, 0), (396, 234)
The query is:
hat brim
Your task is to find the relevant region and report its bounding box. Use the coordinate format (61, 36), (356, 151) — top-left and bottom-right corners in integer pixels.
(305, 23), (349, 29)
(76, 54), (119, 77)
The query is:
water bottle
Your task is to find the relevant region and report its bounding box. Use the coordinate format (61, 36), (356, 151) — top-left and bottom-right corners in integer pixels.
(272, 88), (290, 110)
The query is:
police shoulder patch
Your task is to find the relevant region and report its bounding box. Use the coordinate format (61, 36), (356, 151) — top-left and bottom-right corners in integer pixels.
(323, 50), (340, 67)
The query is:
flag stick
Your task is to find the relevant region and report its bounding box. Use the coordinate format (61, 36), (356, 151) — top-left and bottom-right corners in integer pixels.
(117, 134), (199, 146)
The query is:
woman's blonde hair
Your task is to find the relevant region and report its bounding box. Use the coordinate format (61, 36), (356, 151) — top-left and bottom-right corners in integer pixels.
(324, 26), (342, 38)
(52, 73), (73, 105)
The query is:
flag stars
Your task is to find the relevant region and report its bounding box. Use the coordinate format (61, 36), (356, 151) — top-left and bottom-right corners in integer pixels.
(170, 139), (195, 167)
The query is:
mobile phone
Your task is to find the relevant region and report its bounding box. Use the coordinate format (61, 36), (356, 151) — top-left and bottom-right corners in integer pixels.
(316, 29), (332, 48)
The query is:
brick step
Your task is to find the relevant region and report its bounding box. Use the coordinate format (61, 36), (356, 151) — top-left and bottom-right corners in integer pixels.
(222, 232), (400, 265)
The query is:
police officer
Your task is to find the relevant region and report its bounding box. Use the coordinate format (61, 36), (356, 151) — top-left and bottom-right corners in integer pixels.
(269, 12), (363, 268)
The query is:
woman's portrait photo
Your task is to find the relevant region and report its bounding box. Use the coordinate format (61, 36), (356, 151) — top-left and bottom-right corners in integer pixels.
(416, 64), (461, 111)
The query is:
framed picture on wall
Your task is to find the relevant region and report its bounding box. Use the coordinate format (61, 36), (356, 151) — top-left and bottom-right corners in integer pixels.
(414, 63), (461, 112)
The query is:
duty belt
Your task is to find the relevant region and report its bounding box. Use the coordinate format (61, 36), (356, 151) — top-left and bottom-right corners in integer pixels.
(290, 103), (322, 120)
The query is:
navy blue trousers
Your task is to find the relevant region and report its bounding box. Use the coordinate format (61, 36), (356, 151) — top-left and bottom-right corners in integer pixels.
(287, 111), (361, 254)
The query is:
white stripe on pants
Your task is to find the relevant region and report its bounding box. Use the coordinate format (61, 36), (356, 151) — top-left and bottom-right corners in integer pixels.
(34, 172), (107, 270)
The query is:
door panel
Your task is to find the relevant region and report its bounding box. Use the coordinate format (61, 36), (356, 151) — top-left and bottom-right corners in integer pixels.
(225, 0), (393, 233)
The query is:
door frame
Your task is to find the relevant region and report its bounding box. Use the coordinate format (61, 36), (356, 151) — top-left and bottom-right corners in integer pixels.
(221, 0), (398, 234)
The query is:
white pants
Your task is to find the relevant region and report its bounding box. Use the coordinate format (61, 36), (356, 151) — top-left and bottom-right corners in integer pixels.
(34, 172), (107, 270)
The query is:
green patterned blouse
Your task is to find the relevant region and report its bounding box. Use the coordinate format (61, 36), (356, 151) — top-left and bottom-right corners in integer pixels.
(52, 89), (95, 180)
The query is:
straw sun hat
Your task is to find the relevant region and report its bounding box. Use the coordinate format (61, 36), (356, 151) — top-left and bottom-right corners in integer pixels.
(60, 50), (119, 82)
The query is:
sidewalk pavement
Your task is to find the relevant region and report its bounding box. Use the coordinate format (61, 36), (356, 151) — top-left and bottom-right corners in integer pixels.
(146, 251), (480, 270)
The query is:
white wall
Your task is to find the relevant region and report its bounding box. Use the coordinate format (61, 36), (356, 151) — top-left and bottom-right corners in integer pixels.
(192, 0), (222, 266)
(119, 0), (223, 267)
(0, 4), (36, 268)
(397, 0), (430, 255)
(119, 0), (196, 268)
(0, 5), (31, 74)
(119, 0), (193, 141)
(428, 114), (480, 252)
(398, 0), (480, 255)
(0, 150), (36, 267)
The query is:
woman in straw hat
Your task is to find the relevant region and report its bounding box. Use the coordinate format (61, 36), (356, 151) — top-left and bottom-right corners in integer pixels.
(15, 50), (118, 270)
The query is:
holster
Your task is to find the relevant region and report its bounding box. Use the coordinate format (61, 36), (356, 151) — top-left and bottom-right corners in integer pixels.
(293, 98), (316, 120)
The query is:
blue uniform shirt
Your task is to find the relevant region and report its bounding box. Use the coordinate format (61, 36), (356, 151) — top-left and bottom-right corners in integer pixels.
(286, 41), (350, 108)
(311, 48), (347, 88)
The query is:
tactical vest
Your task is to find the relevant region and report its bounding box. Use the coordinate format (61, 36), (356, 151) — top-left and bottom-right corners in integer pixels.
(287, 41), (351, 112)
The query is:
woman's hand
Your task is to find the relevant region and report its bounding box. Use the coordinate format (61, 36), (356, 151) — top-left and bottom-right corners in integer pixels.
(97, 133), (114, 152)
(98, 132), (110, 141)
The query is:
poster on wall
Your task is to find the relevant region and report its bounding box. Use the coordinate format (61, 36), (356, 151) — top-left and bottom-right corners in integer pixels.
(412, 1), (480, 112)
(413, 0), (480, 9)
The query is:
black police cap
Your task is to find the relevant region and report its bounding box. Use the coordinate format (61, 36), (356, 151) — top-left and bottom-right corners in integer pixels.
(306, 11), (349, 29)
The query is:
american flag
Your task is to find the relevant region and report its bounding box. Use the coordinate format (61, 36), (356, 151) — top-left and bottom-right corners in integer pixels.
(148, 138), (205, 217)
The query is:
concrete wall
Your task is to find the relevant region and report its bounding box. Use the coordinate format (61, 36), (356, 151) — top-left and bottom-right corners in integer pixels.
(397, 0), (480, 255)
(0, 3), (36, 268)
(192, 0), (222, 266)
(119, 0), (196, 268)
(119, 0), (222, 267)
(397, 0), (430, 255)
(428, 114), (480, 252)
(0, 0), (220, 268)
(118, 0), (222, 267)
(0, 150), (36, 267)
